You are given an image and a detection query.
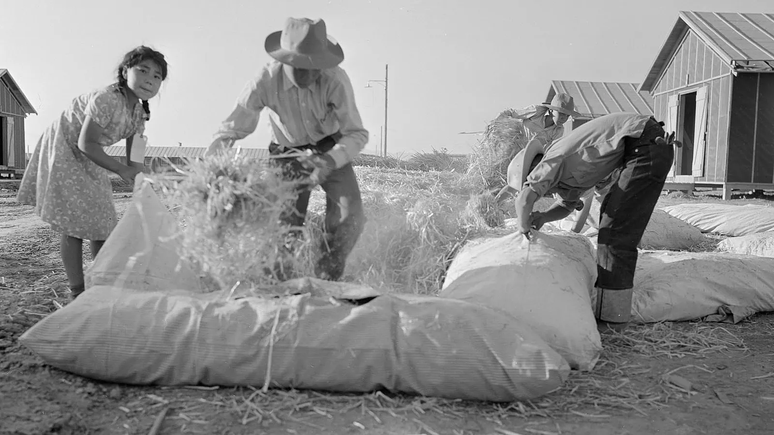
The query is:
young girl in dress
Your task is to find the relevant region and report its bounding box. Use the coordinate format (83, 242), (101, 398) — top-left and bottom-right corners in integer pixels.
(17, 45), (168, 299)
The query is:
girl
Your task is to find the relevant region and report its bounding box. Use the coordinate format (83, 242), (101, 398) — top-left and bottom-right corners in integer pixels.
(17, 45), (168, 299)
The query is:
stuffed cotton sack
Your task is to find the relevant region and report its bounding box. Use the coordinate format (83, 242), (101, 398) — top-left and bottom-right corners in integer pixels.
(19, 284), (570, 402)
(662, 203), (774, 237)
(85, 175), (202, 292)
(717, 232), (774, 258)
(554, 196), (707, 251)
(629, 250), (774, 323)
(439, 230), (601, 371)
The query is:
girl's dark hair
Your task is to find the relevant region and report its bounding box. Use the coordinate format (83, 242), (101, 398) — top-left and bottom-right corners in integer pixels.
(115, 46), (168, 120)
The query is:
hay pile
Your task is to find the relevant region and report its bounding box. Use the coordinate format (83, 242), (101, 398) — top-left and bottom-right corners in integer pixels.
(463, 116), (528, 192)
(149, 151), (308, 291)
(146, 155), (500, 295)
(302, 168), (499, 293)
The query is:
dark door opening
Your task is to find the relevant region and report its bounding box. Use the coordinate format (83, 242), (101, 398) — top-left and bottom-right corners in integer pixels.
(0, 117), (6, 166)
(677, 92), (696, 175)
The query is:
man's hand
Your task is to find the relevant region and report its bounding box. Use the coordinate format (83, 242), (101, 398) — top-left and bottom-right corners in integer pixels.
(205, 138), (235, 157)
(298, 152), (336, 185)
(529, 211), (547, 231)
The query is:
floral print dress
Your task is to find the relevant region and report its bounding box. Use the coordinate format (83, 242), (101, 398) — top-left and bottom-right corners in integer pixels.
(17, 85), (146, 240)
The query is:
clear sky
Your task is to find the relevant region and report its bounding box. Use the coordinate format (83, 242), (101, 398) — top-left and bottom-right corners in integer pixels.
(2, 0), (772, 157)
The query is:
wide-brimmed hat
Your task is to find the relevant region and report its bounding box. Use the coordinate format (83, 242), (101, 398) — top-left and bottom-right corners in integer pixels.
(265, 18), (344, 69)
(538, 93), (582, 118)
(506, 139), (545, 191)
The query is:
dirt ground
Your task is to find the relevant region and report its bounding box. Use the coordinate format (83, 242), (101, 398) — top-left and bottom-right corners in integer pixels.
(1, 180), (773, 435)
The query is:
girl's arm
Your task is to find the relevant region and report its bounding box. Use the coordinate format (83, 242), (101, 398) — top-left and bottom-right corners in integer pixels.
(78, 116), (141, 182)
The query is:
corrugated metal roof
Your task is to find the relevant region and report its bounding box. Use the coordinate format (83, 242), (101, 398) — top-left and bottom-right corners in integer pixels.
(546, 81), (654, 118)
(641, 11), (774, 91)
(104, 146), (270, 159)
(0, 69), (37, 115)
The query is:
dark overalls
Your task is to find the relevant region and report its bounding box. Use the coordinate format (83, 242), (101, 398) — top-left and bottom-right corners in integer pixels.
(596, 117), (674, 290)
(268, 133), (366, 281)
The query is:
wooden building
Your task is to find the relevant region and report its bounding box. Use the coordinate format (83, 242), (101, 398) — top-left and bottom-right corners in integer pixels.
(545, 80), (654, 134)
(639, 11), (774, 199)
(0, 69), (37, 178)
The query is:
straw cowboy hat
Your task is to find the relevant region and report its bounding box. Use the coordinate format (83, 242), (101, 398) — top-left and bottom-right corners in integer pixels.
(506, 139), (545, 191)
(265, 18), (345, 69)
(538, 93), (582, 118)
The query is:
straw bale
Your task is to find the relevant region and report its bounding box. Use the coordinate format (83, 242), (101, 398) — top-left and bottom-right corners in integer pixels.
(298, 168), (489, 294)
(148, 151), (309, 291)
(464, 116), (528, 192)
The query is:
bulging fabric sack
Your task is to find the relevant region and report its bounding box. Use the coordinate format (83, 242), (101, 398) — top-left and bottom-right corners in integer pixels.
(20, 284), (569, 402)
(717, 232), (774, 258)
(556, 196), (707, 250)
(85, 177), (202, 292)
(439, 230), (601, 371)
(630, 250), (774, 322)
(662, 203), (774, 237)
(636, 210), (708, 250)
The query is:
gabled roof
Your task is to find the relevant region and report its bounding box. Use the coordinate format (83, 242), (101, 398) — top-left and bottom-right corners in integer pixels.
(546, 81), (653, 119)
(640, 11), (774, 91)
(104, 145), (270, 159)
(0, 69), (37, 115)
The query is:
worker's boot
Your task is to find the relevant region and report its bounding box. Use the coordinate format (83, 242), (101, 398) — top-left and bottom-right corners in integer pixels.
(594, 288), (633, 333)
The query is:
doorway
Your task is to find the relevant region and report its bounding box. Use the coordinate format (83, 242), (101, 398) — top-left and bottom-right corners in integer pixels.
(676, 92), (696, 175)
(0, 116), (5, 166)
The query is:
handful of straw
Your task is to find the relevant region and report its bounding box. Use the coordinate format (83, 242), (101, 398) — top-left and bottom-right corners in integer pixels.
(150, 150), (312, 292)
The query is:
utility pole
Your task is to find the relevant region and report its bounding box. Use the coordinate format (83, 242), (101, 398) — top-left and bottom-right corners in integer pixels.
(383, 64), (388, 158)
(367, 64), (389, 157)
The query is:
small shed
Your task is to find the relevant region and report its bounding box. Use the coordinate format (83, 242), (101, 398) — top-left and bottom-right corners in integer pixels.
(639, 11), (774, 199)
(104, 145), (270, 172)
(545, 80), (654, 135)
(0, 69), (37, 178)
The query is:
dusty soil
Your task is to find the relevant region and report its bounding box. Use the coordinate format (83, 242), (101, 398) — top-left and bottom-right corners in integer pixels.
(1, 180), (773, 435)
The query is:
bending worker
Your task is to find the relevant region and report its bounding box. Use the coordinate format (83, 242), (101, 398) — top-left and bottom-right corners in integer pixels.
(508, 112), (677, 332)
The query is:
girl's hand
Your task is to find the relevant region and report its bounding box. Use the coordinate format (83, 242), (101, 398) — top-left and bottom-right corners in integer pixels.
(118, 166), (142, 183)
(129, 161), (148, 174)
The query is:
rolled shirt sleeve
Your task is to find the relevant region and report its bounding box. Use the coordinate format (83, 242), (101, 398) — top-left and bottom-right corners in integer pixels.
(210, 77), (266, 153)
(209, 63), (368, 164)
(325, 69), (369, 168)
(523, 156), (584, 211)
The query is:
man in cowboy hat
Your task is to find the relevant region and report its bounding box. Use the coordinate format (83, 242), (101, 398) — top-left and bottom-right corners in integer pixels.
(208, 17), (369, 282)
(498, 93), (582, 149)
(493, 93), (581, 204)
(507, 112), (677, 332)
